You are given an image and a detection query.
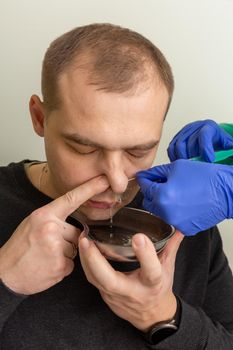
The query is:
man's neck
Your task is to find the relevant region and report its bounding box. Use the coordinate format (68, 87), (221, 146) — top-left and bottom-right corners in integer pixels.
(25, 162), (58, 199)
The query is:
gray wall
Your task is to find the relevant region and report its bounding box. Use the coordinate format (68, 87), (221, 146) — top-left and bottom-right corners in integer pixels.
(0, 0), (232, 267)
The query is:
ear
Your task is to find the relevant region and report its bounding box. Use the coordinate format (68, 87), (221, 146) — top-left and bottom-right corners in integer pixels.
(29, 95), (46, 137)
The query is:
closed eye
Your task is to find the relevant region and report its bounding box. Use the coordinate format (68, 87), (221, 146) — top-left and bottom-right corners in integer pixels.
(67, 141), (98, 155)
(75, 149), (97, 155)
(127, 151), (148, 159)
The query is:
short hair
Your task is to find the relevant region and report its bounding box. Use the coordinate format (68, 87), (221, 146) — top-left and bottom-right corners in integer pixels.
(41, 23), (174, 112)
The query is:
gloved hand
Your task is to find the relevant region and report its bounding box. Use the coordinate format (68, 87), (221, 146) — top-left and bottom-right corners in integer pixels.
(137, 159), (233, 236)
(168, 119), (233, 162)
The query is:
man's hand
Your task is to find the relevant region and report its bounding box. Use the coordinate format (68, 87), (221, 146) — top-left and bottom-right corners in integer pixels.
(0, 176), (109, 295)
(79, 230), (183, 331)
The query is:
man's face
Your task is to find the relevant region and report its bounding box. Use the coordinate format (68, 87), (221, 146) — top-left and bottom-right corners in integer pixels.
(40, 69), (169, 221)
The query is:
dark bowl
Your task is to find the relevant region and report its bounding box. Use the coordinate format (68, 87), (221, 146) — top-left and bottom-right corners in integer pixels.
(86, 207), (175, 262)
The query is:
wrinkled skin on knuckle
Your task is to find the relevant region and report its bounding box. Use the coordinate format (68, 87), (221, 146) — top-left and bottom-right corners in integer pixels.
(64, 191), (78, 210)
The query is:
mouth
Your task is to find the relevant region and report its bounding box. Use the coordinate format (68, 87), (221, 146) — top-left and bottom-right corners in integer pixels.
(86, 200), (119, 209)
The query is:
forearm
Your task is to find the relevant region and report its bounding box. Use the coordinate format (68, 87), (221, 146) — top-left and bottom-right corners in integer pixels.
(141, 226), (233, 349)
(146, 298), (233, 350)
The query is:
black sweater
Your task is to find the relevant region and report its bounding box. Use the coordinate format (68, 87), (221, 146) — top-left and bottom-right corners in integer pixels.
(0, 161), (233, 350)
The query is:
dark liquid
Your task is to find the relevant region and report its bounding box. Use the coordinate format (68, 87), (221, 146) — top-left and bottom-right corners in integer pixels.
(89, 225), (158, 246)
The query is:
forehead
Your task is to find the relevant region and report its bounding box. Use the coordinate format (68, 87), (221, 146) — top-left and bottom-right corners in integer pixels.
(55, 69), (169, 146)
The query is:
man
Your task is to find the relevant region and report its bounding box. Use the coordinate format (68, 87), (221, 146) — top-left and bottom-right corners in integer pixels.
(0, 23), (232, 349)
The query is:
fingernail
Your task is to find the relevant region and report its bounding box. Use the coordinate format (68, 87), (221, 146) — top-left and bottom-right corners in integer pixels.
(80, 237), (90, 250)
(133, 234), (146, 247)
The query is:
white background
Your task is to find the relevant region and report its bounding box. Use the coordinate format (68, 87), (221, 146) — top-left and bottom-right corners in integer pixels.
(0, 0), (232, 267)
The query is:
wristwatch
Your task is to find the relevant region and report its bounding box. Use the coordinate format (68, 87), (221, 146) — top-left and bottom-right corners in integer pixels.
(144, 297), (181, 345)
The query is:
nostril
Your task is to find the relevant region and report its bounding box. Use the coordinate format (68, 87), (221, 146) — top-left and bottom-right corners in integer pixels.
(114, 193), (122, 204)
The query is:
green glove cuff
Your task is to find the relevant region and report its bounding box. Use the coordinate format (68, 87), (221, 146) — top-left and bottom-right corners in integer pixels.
(219, 123), (233, 137)
(218, 123), (233, 165)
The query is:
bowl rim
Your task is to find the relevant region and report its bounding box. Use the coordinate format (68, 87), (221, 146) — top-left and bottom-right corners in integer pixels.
(86, 206), (175, 247)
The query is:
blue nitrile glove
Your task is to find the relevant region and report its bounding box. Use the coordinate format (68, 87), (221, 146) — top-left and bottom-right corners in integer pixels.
(168, 119), (233, 162)
(137, 159), (233, 236)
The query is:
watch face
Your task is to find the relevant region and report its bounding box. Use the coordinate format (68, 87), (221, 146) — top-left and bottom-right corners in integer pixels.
(149, 324), (178, 344)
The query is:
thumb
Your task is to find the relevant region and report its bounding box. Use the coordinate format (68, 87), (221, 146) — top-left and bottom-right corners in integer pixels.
(43, 175), (109, 221)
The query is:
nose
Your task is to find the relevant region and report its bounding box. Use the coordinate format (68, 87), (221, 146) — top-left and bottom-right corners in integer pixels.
(100, 152), (129, 194)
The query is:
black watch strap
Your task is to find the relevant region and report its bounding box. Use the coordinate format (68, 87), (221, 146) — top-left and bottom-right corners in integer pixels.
(144, 296), (181, 345)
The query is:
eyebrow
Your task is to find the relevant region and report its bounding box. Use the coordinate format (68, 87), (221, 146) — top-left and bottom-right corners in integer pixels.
(62, 132), (159, 151)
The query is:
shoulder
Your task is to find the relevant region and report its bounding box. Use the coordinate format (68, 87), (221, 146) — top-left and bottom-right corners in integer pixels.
(180, 226), (222, 251)
(0, 160), (39, 245)
(0, 160), (27, 191)
(0, 161), (21, 187)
